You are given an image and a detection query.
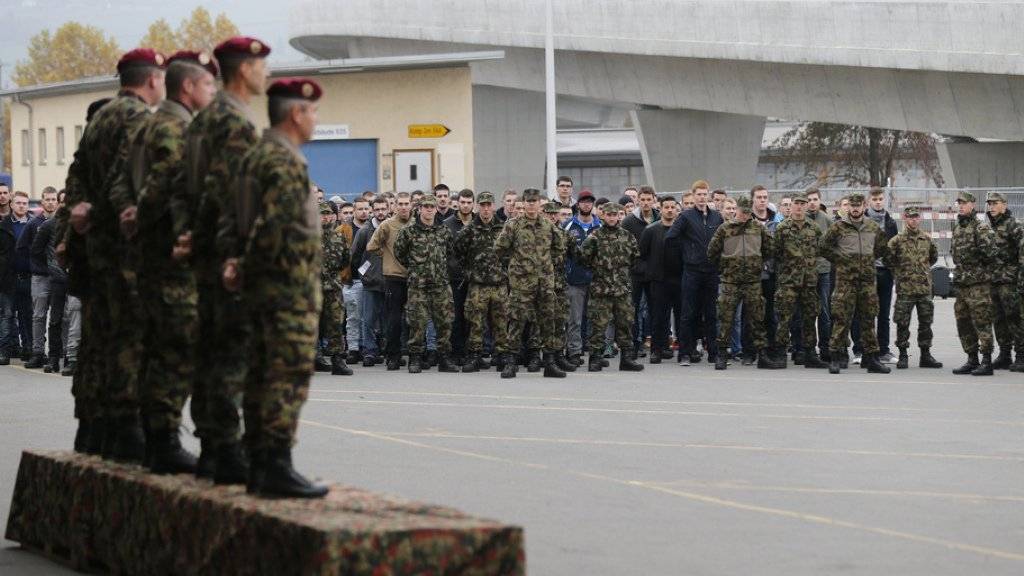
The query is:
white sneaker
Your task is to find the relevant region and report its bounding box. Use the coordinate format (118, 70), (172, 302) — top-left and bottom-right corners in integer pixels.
(879, 352), (897, 364)
(852, 355), (862, 364)
(678, 357), (691, 366)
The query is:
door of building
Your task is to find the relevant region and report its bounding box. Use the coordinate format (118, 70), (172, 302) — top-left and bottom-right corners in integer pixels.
(301, 139), (378, 198)
(393, 149), (434, 192)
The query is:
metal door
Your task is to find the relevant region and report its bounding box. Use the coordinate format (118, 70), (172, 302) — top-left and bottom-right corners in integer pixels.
(393, 149), (434, 192)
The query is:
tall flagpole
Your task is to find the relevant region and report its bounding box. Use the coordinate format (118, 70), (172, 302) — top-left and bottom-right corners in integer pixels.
(545, 0), (557, 198)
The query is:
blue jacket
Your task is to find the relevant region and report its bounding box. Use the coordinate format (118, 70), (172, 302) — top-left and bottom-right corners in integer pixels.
(665, 206), (723, 274)
(564, 215), (601, 286)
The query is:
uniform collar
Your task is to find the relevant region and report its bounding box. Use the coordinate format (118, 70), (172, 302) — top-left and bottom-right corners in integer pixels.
(263, 128), (307, 165)
(158, 99), (193, 122)
(219, 90), (257, 126)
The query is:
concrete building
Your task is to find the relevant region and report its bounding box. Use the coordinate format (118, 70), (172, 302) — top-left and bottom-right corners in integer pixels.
(1, 52), (497, 197)
(289, 0), (1024, 192)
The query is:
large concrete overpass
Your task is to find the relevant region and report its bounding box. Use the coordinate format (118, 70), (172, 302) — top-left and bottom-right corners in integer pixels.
(290, 0), (1024, 192)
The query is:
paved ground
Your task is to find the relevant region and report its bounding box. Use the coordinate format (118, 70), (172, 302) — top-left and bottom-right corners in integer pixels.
(3, 298), (1024, 575)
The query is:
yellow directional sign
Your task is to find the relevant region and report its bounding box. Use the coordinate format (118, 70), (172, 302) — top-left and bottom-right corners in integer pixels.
(408, 124), (451, 138)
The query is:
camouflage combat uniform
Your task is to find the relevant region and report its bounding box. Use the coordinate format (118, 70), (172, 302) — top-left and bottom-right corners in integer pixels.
(454, 214), (510, 357)
(885, 222), (938, 351)
(821, 214), (888, 356)
(986, 208), (1022, 358)
(707, 216), (773, 353)
(394, 210), (455, 356)
(319, 205), (350, 358)
(62, 90), (152, 424)
(578, 218), (640, 356)
(237, 129), (320, 451)
(109, 99), (198, 434)
(951, 209), (996, 356)
(773, 214), (822, 354)
(188, 91), (259, 448)
(547, 220), (577, 354)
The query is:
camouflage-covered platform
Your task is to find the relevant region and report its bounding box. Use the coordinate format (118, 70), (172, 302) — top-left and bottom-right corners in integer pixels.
(5, 450), (524, 575)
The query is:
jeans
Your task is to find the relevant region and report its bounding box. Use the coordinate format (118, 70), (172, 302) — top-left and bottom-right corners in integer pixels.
(852, 268), (894, 356)
(342, 280), (363, 352)
(30, 275), (51, 356)
(731, 301), (743, 355)
(631, 279), (651, 350)
(0, 292), (12, 355)
(817, 272), (833, 355)
(13, 273), (32, 354)
(360, 288), (385, 358)
(64, 294), (81, 362)
(384, 277), (408, 359)
(450, 281), (469, 358)
(566, 285), (589, 356)
(680, 269), (719, 358)
(650, 279), (682, 352)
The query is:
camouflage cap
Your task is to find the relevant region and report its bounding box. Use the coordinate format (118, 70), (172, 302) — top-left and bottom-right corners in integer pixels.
(986, 192), (1007, 203)
(847, 193), (865, 206)
(735, 195), (753, 213)
(903, 205), (921, 217)
(319, 202), (334, 215)
(543, 201), (561, 214)
(476, 191), (495, 205)
(521, 188), (542, 201)
(791, 192), (808, 203)
(601, 202), (624, 215)
(956, 191), (976, 203)
(419, 194), (438, 207)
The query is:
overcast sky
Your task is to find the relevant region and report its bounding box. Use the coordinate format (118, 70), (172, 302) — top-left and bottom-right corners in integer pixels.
(0, 0), (307, 88)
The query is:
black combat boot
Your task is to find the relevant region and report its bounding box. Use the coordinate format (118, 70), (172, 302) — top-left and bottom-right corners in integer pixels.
(500, 354), (518, 379)
(105, 416), (147, 463)
(462, 354), (480, 373)
(526, 350), (542, 373)
(0, 350), (9, 365)
(44, 356), (60, 374)
(252, 447), (328, 499)
(838, 352), (849, 369)
(554, 352), (577, 372)
(619, 349), (644, 372)
(992, 349), (1012, 370)
(362, 355), (378, 368)
(919, 347), (943, 369)
(1010, 352), (1024, 373)
(73, 419), (91, 453)
(61, 360), (76, 376)
(803, 352), (827, 369)
(385, 356), (400, 371)
(971, 353), (994, 376)
(314, 353), (332, 372)
(438, 355), (460, 373)
(649, 349), (662, 364)
(567, 353), (583, 367)
(952, 353), (979, 375)
(792, 350), (805, 365)
(408, 354), (422, 374)
(424, 350), (438, 368)
(863, 353), (891, 374)
(331, 354), (353, 376)
(588, 353), (604, 372)
(715, 355), (728, 370)
(346, 350), (362, 364)
(829, 356), (841, 374)
(196, 439), (217, 479)
(543, 353), (567, 378)
(148, 429), (198, 475)
(896, 347), (909, 370)
(213, 442), (250, 486)
(757, 349), (785, 369)
(24, 354), (45, 369)
(475, 355), (491, 370)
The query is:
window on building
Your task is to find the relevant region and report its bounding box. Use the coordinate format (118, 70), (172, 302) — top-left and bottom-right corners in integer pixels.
(56, 127), (66, 164)
(20, 130), (31, 166)
(38, 128), (47, 165)
(75, 125), (83, 146)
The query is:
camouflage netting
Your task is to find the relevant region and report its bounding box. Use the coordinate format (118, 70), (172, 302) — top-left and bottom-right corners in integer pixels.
(6, 450), (525, 575)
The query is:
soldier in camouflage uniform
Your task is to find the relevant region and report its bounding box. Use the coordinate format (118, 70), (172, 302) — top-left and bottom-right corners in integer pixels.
(108, 53), (218, 474)
(820, 193), (891, 374)
(772, 193), (827, 369)
(393, 195), (460, 374)
(884, 205), (943, 370)
(950, 191), (997, 376)
(707, 196), (783, 370)
(224, 78), (328, 499)
(453, 192), (509, 372)
(578, 202), (644, 373)
(544, 201), (579, 372)
(984, 192), (1023, 371)
(61, 48), (167, 461)
(185, 36), (269, 483)
(319, 202), (353, 376)
(494, 188), (566, 378)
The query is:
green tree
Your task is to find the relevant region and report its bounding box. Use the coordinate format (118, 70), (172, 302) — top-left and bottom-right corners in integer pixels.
(773, 122), (943, 188)
(13, 22), (121, 86)
(140, 8), (240, 54)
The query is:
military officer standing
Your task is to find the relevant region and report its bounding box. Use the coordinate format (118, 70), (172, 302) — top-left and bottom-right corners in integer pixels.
(544, 201), (579, 372)
(578, 202), (644, 373)
(772, 193), (827, 369)
(821, 193), (891, 374)
(885, 205), (943, 369)
(707, 196), (783, 370)
(220, 78), (327, 498)
(950, 191), (997, 376)
(984, 193), (1023, 371)
(318, 202), (353, 376)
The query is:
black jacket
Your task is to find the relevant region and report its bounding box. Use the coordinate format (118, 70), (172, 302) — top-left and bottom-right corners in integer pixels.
(0, 216), (16, 292)
(665, 206), (723, 274)
(622, 209), (660, 280)
(21, 214), (49, 276)
(443, 212), (473, 285)
(351, 219), (384, 292)
(33, 217), (67, 284)
(639, 220), (681, 282)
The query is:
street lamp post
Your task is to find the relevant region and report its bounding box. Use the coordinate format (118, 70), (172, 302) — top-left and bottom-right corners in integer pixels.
(545, 0), (557, 198)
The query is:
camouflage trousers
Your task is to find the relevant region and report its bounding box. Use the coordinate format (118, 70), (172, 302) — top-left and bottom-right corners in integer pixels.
(717, 282), (766, 352)
(248, 305), (318, 449)
(407, 284), (453, 355)
(138, 270), (198, 433)
(773, 284), (818, 352)
(545, 283), (570, 353)
(193, 278), (250, 448)
(464, 283), (510, 355)
(893, 294), (934, 350)
(71, 284), (107, 420)
(829, 277), (879, 355)
(111, 244), (144, 419)
(80, 263), (141, 420)
(588, 295), (634, 355)
(954, 283), (994, 355)
(991, 283), (1023, 353)
(508, 280), (560, 354)
(318, 290), (346, 357)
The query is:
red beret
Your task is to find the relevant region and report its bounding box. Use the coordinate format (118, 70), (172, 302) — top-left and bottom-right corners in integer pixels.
(117, 48), (167, 74)
(266, 78), (322, 101)
(213, 36), (271, 60)
(167, 50), (220, 78)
